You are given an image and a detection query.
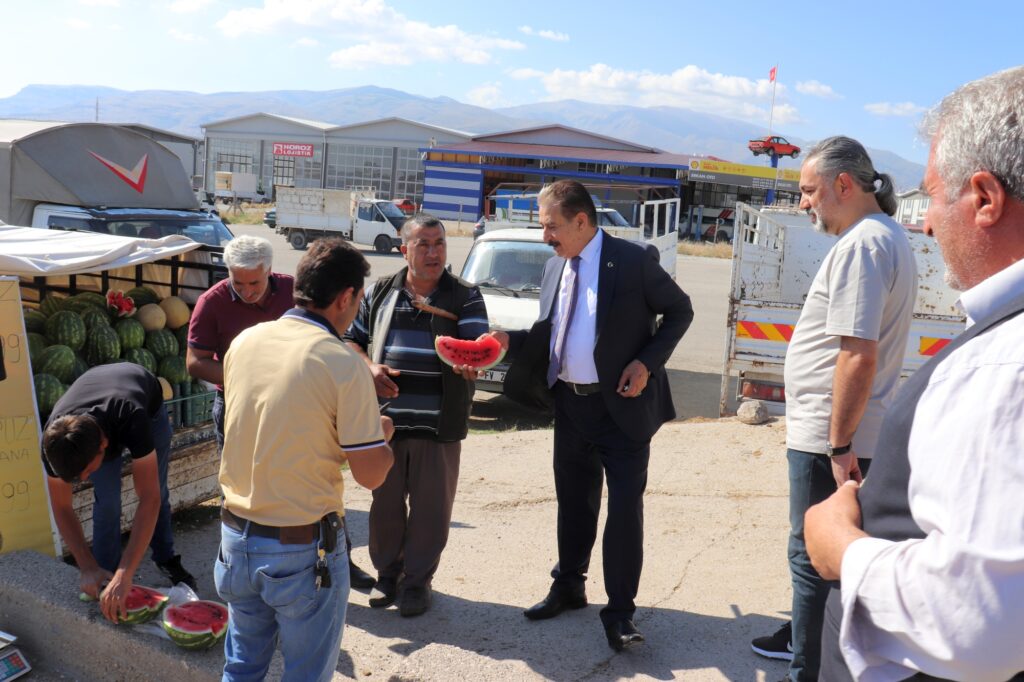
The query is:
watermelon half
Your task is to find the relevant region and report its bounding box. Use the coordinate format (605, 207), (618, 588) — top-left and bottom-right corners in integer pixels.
(434, 335), (506, 370)
(113, 585), (169, 625)
(162, 600), (229, 650)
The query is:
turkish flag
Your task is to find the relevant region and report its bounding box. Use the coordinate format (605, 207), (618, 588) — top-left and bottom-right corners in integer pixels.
(769, 65), (777, 82)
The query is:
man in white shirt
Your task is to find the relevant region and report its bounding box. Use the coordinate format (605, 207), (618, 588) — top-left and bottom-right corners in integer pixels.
(751, 136), (918, 681)
(807, 66), (1024, 682)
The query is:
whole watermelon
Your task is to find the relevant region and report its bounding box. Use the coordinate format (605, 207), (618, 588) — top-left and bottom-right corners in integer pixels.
(124, 348), (157, 374)
(83, 325), (121, 366)
(125, 286), (160, 307)
(38, 344), (77, 384)
(40, 295), (66, 318)
(115, 318), (146, 351)
(174, 325), (189, 357)
(145, 329), (178, 359)
(23, 309), (47, 334)
(80, 307), (111, 332)
(71, 292), (108, 309)
(158, 356), (190, 385)
(69, 355), (90, 383)
(27, 333), (48, 363)
(63, 298), (105, 317)
(44, 311), (87, 351)
(33, 374), (65, 416)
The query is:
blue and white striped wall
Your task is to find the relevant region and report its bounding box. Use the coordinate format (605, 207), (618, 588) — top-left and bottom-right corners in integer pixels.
(421, 165), (484, 222)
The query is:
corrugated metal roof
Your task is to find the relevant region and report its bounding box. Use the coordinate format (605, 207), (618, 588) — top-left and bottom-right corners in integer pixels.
(472, 124), (659, 153)
(201, 112), (336, 131)
(0, 119), (68, 145)
(328, 116), (473, 138)
(425, 140), (705, 168)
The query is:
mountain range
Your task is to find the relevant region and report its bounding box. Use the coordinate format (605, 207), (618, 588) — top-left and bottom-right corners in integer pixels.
(0, 84), (925, 190)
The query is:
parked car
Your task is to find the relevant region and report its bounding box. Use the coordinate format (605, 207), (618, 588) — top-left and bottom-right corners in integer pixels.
(263, 208), (276, 229)
(748, 135), (800, 158)
(393, 198), (416, 215)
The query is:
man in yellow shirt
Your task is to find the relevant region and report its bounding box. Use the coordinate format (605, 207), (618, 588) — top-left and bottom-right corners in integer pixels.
(216, 238), (394, 681)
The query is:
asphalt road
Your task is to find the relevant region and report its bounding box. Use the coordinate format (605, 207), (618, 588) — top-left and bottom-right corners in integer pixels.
(230, 223), (733, 419)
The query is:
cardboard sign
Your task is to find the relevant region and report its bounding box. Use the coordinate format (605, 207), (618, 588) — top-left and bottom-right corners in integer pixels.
(0, 276), (58, 557)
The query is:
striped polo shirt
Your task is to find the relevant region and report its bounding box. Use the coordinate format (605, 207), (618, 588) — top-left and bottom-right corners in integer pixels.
(346, 282), (488, 436)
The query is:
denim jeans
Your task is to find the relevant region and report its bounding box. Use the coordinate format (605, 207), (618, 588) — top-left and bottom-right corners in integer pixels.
(214, 521), (349, 682)
(212, 391), (225, 453)
(787, 448), (871, 682)
(89, 405), (175, 571)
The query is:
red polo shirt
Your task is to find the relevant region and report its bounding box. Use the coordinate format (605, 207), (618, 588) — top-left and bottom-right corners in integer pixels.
(188, 273), (295, 388)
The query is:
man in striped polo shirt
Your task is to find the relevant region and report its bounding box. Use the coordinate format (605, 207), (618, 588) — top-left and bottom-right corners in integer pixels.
(345, 214), (490, 617)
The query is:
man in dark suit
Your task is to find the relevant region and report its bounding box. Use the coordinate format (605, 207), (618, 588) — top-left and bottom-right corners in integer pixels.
(492, 179), (693, 651)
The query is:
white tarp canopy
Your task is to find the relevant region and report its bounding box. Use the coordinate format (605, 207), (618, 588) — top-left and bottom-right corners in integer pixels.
(0, 225), (202, 277)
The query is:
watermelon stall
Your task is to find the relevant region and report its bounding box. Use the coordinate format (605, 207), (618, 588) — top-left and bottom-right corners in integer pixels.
(0, 225), (227, 555)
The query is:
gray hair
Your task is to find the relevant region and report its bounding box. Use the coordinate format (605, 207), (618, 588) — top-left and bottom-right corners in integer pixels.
(921, 65), (1024, 204)
(223, 235), (273, 271)
(401, 214), (445, 244)
(805, 135), (897, 216)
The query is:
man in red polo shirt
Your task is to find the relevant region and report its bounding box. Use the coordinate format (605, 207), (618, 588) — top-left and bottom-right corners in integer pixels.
(187, 234), (376, 589)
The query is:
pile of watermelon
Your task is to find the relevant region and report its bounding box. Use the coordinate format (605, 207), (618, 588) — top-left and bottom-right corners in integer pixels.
(22, 286), (198, 417)
(162, 600), (229, 650)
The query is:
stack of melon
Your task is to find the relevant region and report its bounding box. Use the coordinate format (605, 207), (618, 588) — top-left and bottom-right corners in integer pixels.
(23, 286), (201, 417)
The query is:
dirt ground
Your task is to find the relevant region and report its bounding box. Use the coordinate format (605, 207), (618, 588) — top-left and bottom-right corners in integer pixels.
(139, 414), (794, 682)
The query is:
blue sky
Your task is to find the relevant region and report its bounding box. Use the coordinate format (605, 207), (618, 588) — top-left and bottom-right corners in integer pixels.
(3, 0), (1022, 163)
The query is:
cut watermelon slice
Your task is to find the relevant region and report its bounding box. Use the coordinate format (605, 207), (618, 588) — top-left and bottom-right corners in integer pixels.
(162, 600), (229, 650)
(88, 585), (169, 625)
(434, 335), (506, 370)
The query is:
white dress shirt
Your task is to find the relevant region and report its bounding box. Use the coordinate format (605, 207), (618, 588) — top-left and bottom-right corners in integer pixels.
(551, 229), (602, 384)
(839, 257), (1024, 682)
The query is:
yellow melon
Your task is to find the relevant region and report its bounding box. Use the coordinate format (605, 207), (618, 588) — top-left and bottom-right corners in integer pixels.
(136, 303), (167, 331)
(159, 296), (191, 330)
(157, 377), (174, 401)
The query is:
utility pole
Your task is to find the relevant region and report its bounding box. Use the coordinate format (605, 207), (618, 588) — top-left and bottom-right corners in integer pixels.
(94, 97), (99, 122)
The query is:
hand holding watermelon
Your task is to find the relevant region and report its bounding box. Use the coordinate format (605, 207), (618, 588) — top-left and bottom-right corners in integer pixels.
(435, 333), (508, 380)
(100, 570), (134, 624)
(79, 566), (113, 602)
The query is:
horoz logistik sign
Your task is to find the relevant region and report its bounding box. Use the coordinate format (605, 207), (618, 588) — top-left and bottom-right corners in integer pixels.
(272, 142), (314, 157)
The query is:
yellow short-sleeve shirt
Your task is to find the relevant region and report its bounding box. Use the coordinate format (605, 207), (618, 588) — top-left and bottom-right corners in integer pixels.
(220, 315), (385, 526)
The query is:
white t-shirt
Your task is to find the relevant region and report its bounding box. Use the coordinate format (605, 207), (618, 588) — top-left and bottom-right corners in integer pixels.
(784, 214), (917, 457)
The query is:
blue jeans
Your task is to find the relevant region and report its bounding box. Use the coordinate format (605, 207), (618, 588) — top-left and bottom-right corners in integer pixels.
(212, 391), (225, 452)
(787, 448), (871, 682)
(214, 521), (349, 682)
(89, 405), (175, 571)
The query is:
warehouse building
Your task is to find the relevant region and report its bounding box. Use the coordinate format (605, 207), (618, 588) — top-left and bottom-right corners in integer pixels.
(200, 113), (472, 202)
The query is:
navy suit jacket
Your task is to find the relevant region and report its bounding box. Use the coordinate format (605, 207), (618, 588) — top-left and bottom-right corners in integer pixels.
(503, 232), (693, 442)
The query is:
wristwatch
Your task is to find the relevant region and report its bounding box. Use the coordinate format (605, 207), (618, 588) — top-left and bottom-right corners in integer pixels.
(826, 441), (852, 457)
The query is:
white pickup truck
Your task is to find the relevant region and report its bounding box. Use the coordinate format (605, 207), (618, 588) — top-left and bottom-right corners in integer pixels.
(461, 214), (679, 394)
(275, 187), (407, 252)
(719, 202), (965, 416)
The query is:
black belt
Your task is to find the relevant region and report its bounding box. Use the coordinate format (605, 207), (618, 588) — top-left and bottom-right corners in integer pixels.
(561, 381), (602, 396)
(221, 507), (341, 545)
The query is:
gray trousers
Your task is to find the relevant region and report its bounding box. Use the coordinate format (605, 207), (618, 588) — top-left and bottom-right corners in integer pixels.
(368, 438), (461, 589)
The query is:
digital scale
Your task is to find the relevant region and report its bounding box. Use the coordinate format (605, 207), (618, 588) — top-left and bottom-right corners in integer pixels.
(0, 630), (30, 681)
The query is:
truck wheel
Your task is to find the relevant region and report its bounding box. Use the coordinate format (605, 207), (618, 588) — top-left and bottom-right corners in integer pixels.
(289, 231), (308, 250)
(374, 235), (391, 254)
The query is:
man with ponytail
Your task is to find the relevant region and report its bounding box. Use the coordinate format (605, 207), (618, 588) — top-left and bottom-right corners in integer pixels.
(749, 136), (917, 681)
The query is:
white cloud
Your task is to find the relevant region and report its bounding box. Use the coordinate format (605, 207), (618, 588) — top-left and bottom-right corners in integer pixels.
(78, 0), (119, 6)
(864, 101), (927, 117)
(169, 0), (213, 12)
(519, 25), (569, 41)
(169, 27), (203, 42)
(795, 80), (841, 99)
(293, 37), (319, 47)
(510, 63), (801, 125)
(66, 18), (92, 30)
(216, 0), (524, 68)
(466, 82), (503, 108)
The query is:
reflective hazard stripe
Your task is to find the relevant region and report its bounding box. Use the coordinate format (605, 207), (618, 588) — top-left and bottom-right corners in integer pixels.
(736, 321), (794, 342)
(919, 337), (952, 356)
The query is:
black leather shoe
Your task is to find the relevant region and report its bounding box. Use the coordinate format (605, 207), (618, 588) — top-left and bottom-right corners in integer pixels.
(523, 588), (587, 620)
(399, 585), (432, 617)
(369, 577), (397, 608)
(604, 619), (644, 652)
(349, 559), (376, 590)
